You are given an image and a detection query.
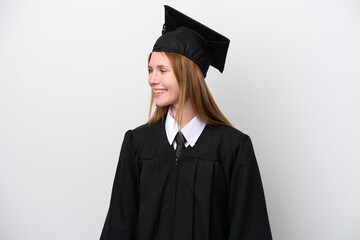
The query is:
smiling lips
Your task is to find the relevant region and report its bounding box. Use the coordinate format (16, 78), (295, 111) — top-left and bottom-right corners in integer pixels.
(153, 89), (168, 96)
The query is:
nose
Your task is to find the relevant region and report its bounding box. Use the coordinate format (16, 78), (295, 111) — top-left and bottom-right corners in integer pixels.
(148, 72), (159, 85)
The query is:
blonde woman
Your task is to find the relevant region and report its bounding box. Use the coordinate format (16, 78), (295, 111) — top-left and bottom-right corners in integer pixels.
(101, 5), (272, 240)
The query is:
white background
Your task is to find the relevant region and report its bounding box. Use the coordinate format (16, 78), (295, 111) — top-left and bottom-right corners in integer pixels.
(1, 0), (359, 239)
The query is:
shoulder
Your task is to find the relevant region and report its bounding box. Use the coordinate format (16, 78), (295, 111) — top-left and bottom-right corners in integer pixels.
(206, 124), (249, 140)
(124, 121), (165, 147)
(130, 121), (163, 137)
(205, 124), (253, 151)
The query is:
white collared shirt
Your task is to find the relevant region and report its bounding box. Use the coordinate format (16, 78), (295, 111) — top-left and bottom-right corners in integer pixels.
(165, 108), (206, 149)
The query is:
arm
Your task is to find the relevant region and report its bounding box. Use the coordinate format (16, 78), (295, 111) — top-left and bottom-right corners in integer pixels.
(100, 130), (139, 240)
(228, 135), (272, 239)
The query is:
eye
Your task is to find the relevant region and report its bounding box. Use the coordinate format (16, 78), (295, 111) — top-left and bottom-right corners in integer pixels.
(148, 68), (153, 74)
(160, 69), (167, 73)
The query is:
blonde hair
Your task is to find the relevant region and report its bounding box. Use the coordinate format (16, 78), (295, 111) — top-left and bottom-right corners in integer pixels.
(148, 52), (232, 127)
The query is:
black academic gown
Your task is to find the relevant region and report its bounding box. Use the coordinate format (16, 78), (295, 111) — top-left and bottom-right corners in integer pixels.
(100, 121), (272, 240)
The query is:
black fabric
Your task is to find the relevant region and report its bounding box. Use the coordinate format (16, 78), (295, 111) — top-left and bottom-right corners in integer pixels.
(100, 121), (272, 240)
(152, 5), (230, 78)
(175, 132), (185, 158)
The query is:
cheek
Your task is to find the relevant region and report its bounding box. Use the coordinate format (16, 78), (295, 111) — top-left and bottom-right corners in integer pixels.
(169, 77), (179, 91)
(170, 85), (180, 101)
(175, 87), (180, 98)
(174, 80), (180, 95)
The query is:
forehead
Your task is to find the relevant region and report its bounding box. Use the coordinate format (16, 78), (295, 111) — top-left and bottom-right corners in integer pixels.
(149, 52), (171, 66)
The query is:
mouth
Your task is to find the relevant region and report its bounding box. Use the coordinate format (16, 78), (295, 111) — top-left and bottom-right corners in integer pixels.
(153, 89), (168, 96)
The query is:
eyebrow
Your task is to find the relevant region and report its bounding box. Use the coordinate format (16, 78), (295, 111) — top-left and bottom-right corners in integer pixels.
(148, 64), (171, 69)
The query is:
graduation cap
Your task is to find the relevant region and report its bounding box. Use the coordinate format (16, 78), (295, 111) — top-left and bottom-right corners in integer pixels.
(152, 5), (230, 78)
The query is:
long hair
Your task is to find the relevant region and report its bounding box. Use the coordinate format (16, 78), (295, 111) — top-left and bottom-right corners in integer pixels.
(148, 52), (232, 127)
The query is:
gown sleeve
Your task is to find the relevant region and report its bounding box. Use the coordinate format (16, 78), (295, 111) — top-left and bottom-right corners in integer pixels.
(227, 134), (272, 240)
(100, 130), (139, 240)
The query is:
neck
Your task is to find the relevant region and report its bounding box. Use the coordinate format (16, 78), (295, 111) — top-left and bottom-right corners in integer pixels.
(171, 100), (196, 128)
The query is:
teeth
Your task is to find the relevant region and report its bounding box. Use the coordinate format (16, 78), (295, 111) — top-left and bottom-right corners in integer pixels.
(154, 89), (167, 93)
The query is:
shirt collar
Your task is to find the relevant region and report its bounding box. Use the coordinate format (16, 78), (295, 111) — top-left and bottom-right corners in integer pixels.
(165, 108), (206, 147)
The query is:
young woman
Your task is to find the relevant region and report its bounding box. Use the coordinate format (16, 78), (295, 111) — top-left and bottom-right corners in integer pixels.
(100, 5), (272, 240)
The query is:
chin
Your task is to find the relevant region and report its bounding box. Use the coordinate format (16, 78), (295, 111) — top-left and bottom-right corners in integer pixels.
(155, 102), (169, 108)
(154, 98), (177, 108)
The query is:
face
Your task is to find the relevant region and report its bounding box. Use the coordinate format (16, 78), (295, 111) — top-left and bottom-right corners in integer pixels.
(148, 52), (180, 108)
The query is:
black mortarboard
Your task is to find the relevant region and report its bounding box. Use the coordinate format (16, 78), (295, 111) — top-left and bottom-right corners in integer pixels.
(152, 5), (230, 78)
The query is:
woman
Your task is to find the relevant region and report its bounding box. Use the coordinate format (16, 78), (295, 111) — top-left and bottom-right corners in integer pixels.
(101, 5), (272, 240)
